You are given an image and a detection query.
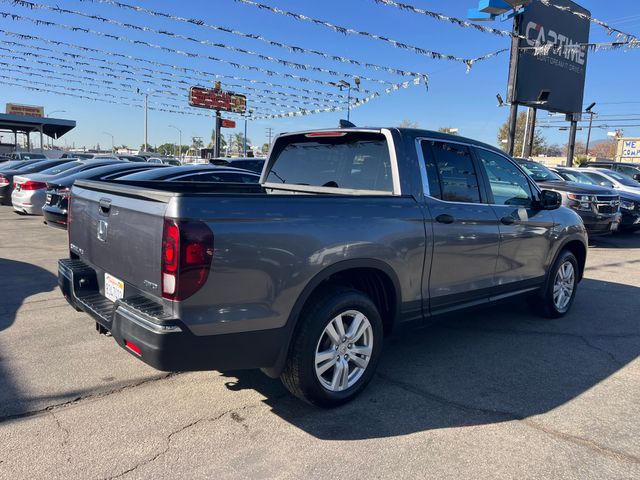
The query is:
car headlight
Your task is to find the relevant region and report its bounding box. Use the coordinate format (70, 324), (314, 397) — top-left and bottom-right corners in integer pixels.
(620, 200), (635, 211)
(567, 193), (594, 202)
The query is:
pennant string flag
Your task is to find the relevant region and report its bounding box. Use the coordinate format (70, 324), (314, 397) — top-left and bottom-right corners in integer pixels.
(0, 43), (351, 110)
(4, 0), (398, 86)
(0, 55), (339, 114)
(0, 30), (358, 102)
(0, 11), (384, 94)
(370, 0), (515, 39)
(77, 0), (429, 80)
(232, 0), (507, 68)
(538, 0), (637, 42)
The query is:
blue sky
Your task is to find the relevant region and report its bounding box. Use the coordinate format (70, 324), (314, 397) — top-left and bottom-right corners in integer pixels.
(0, 0), (639, 151)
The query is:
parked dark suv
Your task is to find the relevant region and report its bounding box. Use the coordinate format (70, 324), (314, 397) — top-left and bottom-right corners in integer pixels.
(515, 159), (620, 235)
(581, 161), (640, 183)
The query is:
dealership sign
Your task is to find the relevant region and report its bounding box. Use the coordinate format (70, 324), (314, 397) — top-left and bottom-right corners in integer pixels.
(188, 86), (247, 114)
(619, 138), (640, 161)
(221, 119), (236, 128)
(510, 0), (591, 114)
(6, 103), (45, 117)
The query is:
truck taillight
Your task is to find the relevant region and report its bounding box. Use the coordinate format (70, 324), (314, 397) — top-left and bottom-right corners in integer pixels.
(0, 175), (8, 187)
(161, 219), (214, 301)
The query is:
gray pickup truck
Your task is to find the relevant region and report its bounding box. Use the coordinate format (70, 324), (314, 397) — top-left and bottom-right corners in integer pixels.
(59, 128), (588, 406)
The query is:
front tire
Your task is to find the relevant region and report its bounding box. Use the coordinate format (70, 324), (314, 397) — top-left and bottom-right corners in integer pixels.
(280, 287), (383, 407)
(536, 250), (579, 318)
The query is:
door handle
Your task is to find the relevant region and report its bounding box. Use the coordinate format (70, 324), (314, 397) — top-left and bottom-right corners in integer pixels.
(99, 198), (112, 215)
(500, 215), (517, 225)
(435, 214), (455, 224)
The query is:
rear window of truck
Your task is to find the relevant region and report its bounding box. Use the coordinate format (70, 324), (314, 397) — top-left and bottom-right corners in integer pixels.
(266, 132), (393, 192)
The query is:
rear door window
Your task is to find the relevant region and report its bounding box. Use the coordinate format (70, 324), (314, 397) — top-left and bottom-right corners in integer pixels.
(266, 132), (393, 192)
(421, 140), (481, 203)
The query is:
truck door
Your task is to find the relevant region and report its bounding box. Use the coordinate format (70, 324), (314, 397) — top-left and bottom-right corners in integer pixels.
(473, 147), (555, 285)
(418, 139), (501, 315)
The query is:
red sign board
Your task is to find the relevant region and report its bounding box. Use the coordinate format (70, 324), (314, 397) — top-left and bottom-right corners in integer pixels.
(221, 119), (236, 128)
(189, 86), (246, 114)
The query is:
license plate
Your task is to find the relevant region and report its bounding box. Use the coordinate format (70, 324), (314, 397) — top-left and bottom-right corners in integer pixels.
(610, 221), (620, 232)
(104, 272), (124, 303)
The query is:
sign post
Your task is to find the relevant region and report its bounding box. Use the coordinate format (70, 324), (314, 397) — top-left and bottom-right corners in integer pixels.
(188, 83), (246, 158)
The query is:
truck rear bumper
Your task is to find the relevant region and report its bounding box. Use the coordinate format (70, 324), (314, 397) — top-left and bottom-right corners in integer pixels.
(58, 258), (286, 372)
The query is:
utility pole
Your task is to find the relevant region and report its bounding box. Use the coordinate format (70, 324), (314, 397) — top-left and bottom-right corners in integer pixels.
(522, 107), (537, 158)
(566, 113), (579, 167)
(266, 127), (274, 145)
(144, 93), (148, 152)
(584, 102), (596, 157)
(505, 15), (521, 156)
(214, 111), (221, 158)
(168, 125), (182, 160)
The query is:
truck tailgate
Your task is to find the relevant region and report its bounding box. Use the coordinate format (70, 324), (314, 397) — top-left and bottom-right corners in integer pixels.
(69, 182), (168, 300)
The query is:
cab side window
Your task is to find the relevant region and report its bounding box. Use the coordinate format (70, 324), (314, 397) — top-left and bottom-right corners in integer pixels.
(421, 141), (481, 203)
(476, 149), (533, 207)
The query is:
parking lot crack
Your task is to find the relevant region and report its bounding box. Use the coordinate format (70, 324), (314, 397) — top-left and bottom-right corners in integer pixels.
(0, 373), (180, 424)
(50, 411), (72, 464)
(103, 403), (261, 480)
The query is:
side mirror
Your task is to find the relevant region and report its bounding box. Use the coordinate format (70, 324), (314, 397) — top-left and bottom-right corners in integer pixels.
(538, 190), (562, 210)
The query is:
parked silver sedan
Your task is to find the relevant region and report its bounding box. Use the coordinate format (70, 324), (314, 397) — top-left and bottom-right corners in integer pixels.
(11, 160), (118, 215)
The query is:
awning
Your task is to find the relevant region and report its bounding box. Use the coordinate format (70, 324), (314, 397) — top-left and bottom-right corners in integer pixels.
(0, 113), (76, 139)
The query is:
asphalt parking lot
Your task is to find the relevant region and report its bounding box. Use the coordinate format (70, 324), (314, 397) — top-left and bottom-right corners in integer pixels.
(0, 209), (638, 479)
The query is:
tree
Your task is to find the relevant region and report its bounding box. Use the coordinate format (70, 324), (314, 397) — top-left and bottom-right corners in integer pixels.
(261, 143), (270, 154)
(399, 119), (419, 128)
(192, 137), (204, 150)
(544, 144), (563, 156)
(589, 140), (616, 159)
(437, 127), (459, 135)
(208, 129), (226, 151)
(562, 140), (585, 156)
(139, 144), (156, 153)
(231, 133), (251, 154)
(497, 111), (547, 156)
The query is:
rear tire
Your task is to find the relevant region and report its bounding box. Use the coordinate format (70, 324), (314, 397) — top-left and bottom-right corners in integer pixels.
(535, 250), (579, 318)
(280, 287), (383, 407)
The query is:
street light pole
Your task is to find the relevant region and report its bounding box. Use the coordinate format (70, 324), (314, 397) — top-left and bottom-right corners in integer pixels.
(585, 102), (596, 157)
(168, 125), (182, 160)
(144, 93), (148, 152)
(102, 131), (115, 153)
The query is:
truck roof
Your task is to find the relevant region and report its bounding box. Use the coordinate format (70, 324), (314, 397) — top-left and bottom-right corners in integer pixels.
(276, 127), (505, 156)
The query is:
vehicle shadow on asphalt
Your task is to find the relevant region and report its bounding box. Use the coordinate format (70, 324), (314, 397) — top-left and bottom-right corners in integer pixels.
(0, 258), (58, 420)
(589, 230), (640, 249)
(219, 277), (639, 440)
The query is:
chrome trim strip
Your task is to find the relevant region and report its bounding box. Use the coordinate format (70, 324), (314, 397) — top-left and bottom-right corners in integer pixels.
(116, 305), (182, 334)
(262, 183), (394, 196)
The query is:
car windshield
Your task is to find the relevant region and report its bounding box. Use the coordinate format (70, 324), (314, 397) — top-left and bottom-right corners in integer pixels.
(518, 161), (564, 182)
(599, 169), (639, 187)
(38, 161), (82, 175)
(21, 153), (46, 160)
(0, 160), (26, 170)
(580, 171), (614, 187)
(557, 170), (599, 186)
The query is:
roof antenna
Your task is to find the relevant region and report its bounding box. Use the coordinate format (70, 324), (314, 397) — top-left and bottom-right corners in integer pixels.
(339, 119), (356, 128)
